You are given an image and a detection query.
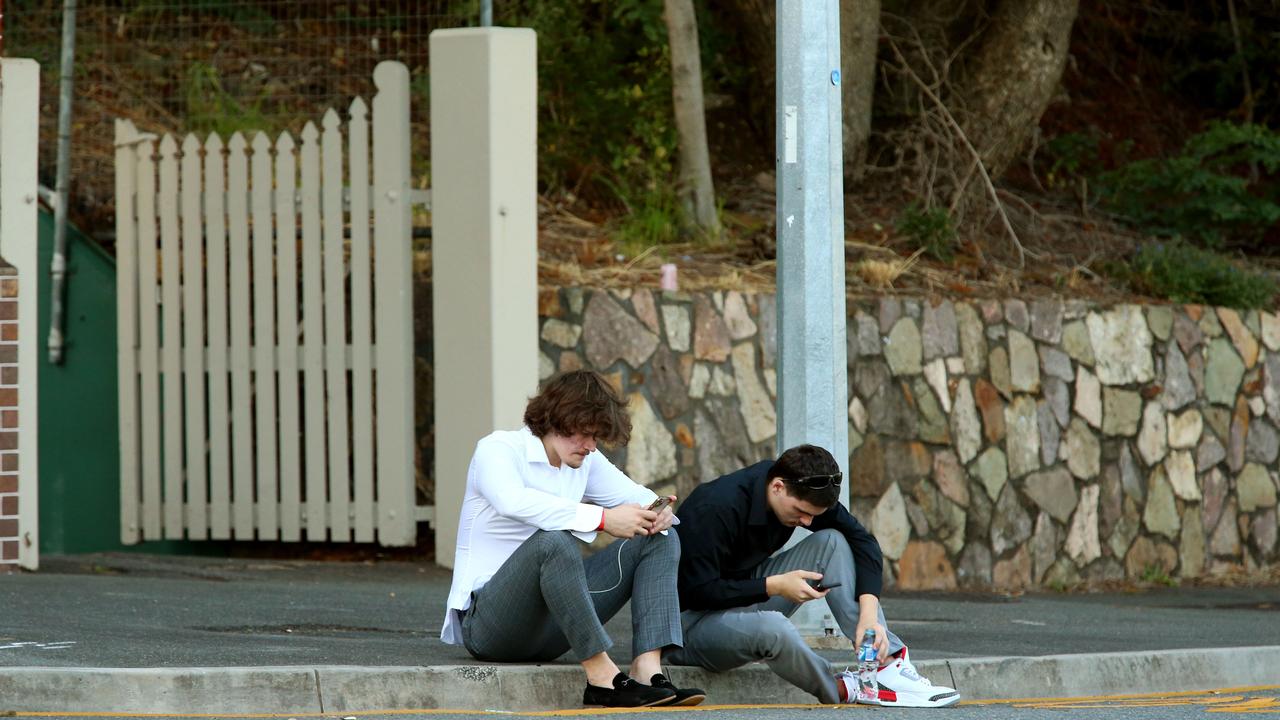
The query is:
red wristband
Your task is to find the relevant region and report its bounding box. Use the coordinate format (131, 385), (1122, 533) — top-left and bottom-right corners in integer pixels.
(597, 509), (607, 531)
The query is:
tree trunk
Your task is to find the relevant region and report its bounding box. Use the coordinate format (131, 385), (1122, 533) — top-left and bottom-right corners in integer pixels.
(665, 0), (721, 236)
(840, 0), (881, 179)
(952, 0), (1079, 179)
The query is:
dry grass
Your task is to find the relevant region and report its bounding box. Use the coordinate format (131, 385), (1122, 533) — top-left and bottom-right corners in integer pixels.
(853, 247), (926, 289)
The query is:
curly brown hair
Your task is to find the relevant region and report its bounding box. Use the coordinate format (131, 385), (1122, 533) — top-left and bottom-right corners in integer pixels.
(523, 370), (632, 446)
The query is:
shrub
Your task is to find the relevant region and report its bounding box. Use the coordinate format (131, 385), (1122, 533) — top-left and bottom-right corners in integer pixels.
(504, 0), (677, 199)
(1042, 131), (1101, 187)
(896, 204), (956, 262)
(1098, 122), (1280, 249)
(1139, 564), (1178, 588)
(1130, 240), (1276, 309)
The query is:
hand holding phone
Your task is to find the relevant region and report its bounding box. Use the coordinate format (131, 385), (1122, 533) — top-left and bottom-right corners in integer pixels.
(809, 579), (842, 592)
(647, 496), (673, 512)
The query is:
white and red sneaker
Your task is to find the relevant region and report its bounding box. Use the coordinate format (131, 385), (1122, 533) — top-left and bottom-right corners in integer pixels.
(834, 670), (871, 705)
(874, 647), (961, 708)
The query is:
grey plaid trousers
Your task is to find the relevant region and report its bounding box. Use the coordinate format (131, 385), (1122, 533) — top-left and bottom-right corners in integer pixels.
(461, 529), (683, 662)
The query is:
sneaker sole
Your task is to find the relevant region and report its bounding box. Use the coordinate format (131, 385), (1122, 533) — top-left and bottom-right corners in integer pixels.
(878, 692), (961, 708)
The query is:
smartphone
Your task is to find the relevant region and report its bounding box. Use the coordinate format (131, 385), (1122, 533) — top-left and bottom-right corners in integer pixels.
(647, 496), (673, 512)
(810, 579), (842, 592)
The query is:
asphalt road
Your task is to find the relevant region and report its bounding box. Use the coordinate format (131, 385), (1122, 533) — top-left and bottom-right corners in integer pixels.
(12, 687), (1280, 720)
(3, 553), (1279, 668)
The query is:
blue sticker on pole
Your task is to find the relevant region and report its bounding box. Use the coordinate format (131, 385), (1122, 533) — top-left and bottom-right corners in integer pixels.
(831, 70), (841, 86)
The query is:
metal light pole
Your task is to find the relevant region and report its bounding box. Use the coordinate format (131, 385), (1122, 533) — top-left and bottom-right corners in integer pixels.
(48, 0), (77, 364)
(775, 0), (848, 638)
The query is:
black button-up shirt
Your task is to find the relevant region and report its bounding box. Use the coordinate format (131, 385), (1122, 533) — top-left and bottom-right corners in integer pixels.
(674, 460), (884, 612)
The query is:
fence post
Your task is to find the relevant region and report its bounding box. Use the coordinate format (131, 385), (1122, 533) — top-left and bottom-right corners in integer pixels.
(0, 58), (41, 569)
(429, 29), (539, 568)
(372, 61), (416, 546)
(115, 119), (141, 545)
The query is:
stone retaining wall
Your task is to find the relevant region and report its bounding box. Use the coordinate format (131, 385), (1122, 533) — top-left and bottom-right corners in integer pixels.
(537, 289), (1280, 590)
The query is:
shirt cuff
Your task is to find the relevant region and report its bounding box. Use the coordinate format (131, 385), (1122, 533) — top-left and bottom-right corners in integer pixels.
(572, 504), (605, 533)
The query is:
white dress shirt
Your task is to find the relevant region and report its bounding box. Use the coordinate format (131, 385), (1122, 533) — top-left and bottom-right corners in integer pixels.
(440, 426), (659, 645)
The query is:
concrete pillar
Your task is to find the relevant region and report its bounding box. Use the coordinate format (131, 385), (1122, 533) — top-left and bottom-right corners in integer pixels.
(430, 29), (539, 568)
(775, 0), (847, 635)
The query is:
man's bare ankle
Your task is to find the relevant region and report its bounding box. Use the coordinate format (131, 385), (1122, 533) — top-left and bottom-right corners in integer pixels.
(583, 654), (622, 688)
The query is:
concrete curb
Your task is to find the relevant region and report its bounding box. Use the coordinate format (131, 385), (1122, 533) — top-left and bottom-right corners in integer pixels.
(3, 646), (1279, 713)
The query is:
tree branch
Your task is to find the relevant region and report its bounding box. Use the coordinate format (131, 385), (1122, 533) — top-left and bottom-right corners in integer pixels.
(886, 37), (1027, 268)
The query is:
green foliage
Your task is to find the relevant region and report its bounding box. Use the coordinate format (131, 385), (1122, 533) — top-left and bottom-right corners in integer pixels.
(1157, 3), (1280, 122)
(128, 0), (276, 33)
(602, 180), (684, 255)
(504, 0), (687, 249)
(896, 204), (956, 262)
(506, 0), (677, 193)
(1098, 122), (1280, 249)
(1042, 131), (1101, 187)
(183, 62), (270, 137)
(1138, 564), (1177, 588)
(1129, 240), (1276, 309)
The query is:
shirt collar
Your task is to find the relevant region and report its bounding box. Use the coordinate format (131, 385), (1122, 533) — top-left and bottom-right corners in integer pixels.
(747, 463), (772, 526)
(521, 426), (553, 466)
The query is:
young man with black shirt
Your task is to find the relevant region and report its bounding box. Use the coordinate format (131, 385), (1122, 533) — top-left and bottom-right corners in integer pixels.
(667, 444), (960, 707)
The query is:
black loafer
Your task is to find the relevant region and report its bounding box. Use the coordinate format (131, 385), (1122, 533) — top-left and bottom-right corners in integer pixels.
(583, 672), (677, 707)
(651, 673), (707, 706)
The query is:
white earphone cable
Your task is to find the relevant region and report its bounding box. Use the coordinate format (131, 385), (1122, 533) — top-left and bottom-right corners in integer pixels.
(587, 538), (629, 594)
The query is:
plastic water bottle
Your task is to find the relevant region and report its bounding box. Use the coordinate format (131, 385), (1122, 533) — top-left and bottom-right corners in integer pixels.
(857, 628), (878, 702)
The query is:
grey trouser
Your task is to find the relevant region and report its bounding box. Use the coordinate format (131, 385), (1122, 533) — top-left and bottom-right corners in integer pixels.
(665, 529), (904, 703)
(461, 529), (683, 663)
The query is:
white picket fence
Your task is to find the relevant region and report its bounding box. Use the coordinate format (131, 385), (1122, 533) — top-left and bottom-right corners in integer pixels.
(116, 61), (417, 546)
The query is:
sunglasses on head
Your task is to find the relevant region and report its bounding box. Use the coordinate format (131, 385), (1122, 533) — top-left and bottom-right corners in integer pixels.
(789, 472), (842, 489)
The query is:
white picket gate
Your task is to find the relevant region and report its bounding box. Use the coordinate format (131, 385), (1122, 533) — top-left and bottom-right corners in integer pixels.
(116, 61), (417, 545)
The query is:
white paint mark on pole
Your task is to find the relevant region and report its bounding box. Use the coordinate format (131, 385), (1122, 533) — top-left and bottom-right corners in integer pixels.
(784, 106), (798, 163)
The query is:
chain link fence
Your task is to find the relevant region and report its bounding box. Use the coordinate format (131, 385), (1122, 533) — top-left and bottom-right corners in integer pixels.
(2, 0), (480, 238)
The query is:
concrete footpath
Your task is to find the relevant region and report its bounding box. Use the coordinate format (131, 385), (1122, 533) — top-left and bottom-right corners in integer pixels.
(2, 553), (1279, 713)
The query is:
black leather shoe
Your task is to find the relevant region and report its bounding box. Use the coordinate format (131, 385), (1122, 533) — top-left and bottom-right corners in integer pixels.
(651, 673), (707, 706)
(583, 672), (677, 707)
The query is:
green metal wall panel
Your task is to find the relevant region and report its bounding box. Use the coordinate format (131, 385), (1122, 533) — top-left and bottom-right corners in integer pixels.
(36, 210), (209, 555)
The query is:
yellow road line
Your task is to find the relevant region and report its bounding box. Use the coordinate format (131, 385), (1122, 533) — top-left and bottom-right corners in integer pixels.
(1206, 697), (1280, 713)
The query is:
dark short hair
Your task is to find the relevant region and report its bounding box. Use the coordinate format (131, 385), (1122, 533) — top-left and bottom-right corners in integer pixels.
(768, 444), (841, 508)
(523, 370), (632, 446)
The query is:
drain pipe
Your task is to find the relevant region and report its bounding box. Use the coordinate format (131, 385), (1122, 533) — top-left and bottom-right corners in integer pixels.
(47, 0), (76, 365)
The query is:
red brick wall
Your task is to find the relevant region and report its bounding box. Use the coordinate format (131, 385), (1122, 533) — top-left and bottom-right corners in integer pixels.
(0, 264), (17, 567)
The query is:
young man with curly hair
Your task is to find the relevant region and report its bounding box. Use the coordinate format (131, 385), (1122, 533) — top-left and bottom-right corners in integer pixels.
(441, 370), (704, 708)
(667, 444), (960, 708)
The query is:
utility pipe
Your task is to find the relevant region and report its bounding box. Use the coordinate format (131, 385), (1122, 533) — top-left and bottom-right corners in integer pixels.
(48, 0), (76, 364)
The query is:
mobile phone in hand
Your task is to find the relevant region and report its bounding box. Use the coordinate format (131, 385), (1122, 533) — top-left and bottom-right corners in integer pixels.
(647, 496), (673, 512)
(810, 579), (842, 592)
